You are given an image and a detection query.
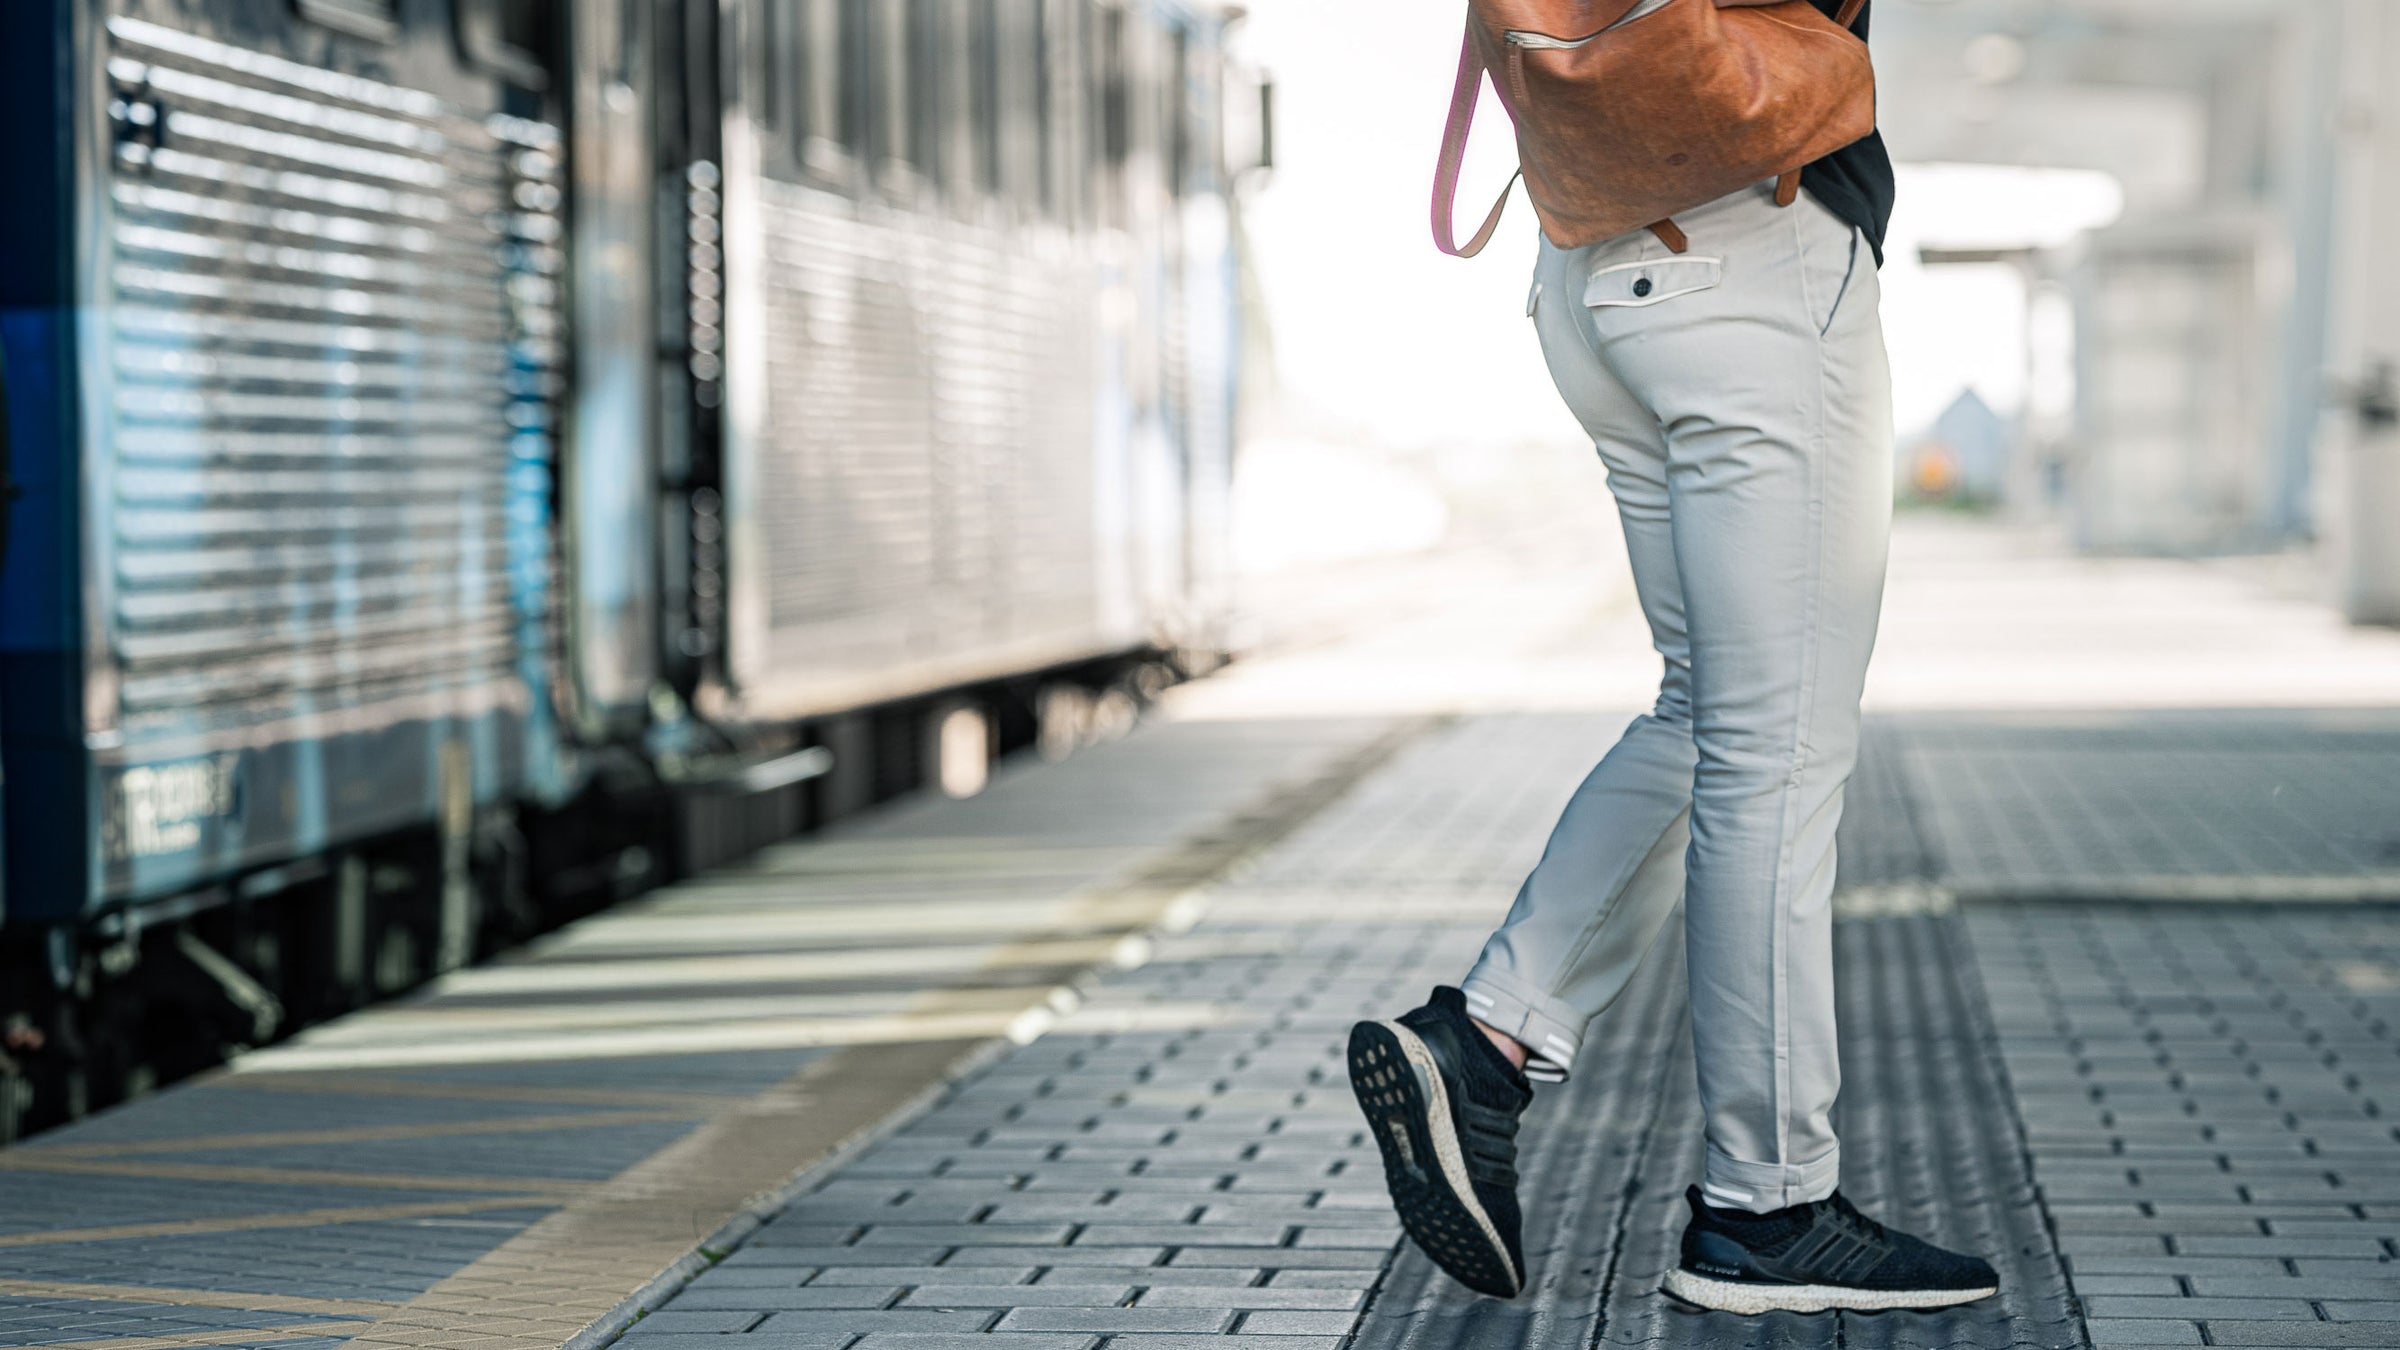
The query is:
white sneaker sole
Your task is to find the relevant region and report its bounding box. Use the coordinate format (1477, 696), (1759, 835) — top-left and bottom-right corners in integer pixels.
(1662, 1267), (1999, 1314)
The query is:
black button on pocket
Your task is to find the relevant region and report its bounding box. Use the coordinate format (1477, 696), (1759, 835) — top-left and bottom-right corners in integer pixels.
(1632, 277), (1653, 298)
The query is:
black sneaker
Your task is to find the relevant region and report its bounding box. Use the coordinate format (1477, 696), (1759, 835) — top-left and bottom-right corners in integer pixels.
(1661, 1185), (1999, 1314)
(1348, 986), (1533, 1298)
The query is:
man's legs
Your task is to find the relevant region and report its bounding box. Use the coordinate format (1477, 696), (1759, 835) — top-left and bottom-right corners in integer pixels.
(1357, 187), (1993, 1312)
(1457, 236), (1699, 1083)
(1466, 184), (1894, 1210)
(1595, 187), (1894, 1211)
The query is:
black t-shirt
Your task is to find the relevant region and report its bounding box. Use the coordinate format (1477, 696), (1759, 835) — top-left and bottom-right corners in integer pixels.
(1799, 0), (1895, 264)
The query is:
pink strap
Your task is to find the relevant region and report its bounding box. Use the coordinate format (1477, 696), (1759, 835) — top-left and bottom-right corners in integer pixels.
(1432, 23), (1517, 259)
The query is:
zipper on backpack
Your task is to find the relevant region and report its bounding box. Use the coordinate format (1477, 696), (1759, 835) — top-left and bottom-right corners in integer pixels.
(1504, 0), (1674, 48)
(1503, 31), (1597, 51)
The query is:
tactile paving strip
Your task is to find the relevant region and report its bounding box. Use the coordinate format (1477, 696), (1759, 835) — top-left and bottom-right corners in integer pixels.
(1876, 712), (2400, 899)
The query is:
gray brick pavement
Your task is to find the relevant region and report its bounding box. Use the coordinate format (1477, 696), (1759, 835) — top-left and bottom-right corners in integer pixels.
(1970, 902), (2400, 1349)
(16, 703), (2395, 1350)
(1874, 712), (2400, 897)
(645, 715), (2091, 1349)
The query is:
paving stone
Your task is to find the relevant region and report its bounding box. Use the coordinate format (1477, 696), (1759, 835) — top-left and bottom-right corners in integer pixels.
(2194, 1279), (2400, 1300)
(1263, 1271), (1379, 1289)
(2075, 1276), (2189, 1296)
(2167, 1237), (2389, 1259)
(847, 1338), (1099, 1349)
(727, 1248), (948, 1268)
(2083, 1297), (2320, 1320)
(1030, 1267), (1262, 1287)
(1135, 1287), (1363, 1311)
(748, 1225), (869, 1247)
(603, 1337), (854, 1350)
(619, 1310), (765, 1334)
(2069, 1257), (2296, 1279)
(938, 1248), (1169, 1267)
(806, 1267), (1036, 1286)
(1232, 1310), (1359, 1334)
(1165, 1248), (1388, 1270)
(852, 1225), (1077, 1246)
(849, 1325), (1099, 1335)
(2084, 1320), (2206, 1346)
(2199, 1323), (2400, 1347)
(688, 1267), (824, 1287)
(991, 1306), (1235, 1333)
(1069, 1225), (1291, 1248)
(2291, 1261), (2400, 1280)
(1102, 1339), (1344, 1350)
(667, 1286), (901, 1310)
(604, 1325), (859, 1335)
(2322, 1301), (2400, 1320)
(896, 1285), (1136, 1307)
(983, 1200), (1201, 1222)
(753, 1309), (998, 1334)
(1286, 1226), (1400, 1248)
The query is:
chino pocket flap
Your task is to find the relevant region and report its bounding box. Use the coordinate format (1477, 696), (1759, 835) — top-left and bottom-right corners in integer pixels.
(1583, 255), (1722, 308)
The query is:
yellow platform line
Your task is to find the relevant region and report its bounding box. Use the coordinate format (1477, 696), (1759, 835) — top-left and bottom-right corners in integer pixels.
(6, 1322), (371, 1350)
(227, 1006), (1050, 1072)
(21, 1108), (702, 1159)
(0, 1196), (570, 1248)
(0, 1278), (398, 1318)
(0, 1154), (600, 1195)
(197, 1073), (754, 1110)
(260, 988), (1028, 1041)
(339, 1038), (985, 1350)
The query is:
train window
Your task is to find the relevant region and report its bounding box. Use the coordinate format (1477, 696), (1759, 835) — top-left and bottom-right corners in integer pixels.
(971, 0), (1003, 199)
(996, 0), (1040, 215)
(1030, 0), (1064, 221)
(1091, 1), (1128, 228)
(456, 0), (551, 91)
(838, 0), (876, 166)
(795, 1), (846, 174)
(907, 0), (945, 186)
(1167, 28), (1191, 199)
(291, 0), (399, 43)
(1050, 0), (1089, 225)
(759, 2), (790, 146)
(873, 2), (912, 178)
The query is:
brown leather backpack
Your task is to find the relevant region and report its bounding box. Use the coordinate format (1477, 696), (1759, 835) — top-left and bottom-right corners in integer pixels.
(1434, 0), (1873, 257)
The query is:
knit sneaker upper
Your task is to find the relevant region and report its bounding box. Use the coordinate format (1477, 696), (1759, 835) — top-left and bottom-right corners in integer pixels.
(1680, 1186), (1999, 1294)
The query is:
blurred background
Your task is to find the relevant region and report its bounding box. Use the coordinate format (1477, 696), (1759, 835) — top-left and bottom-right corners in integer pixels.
(1227, 0), (2400, 646)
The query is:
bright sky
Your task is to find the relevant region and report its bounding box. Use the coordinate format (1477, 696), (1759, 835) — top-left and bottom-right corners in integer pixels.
(1230, 3), (2125, 449)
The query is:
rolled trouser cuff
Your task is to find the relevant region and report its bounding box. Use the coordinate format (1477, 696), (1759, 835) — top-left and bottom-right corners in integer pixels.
(1699, 1141), (1841, 1214)
(1456, 966), (1588, 1083)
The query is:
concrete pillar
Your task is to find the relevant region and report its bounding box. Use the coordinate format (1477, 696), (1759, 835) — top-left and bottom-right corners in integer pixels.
(2320, 0), (2400, 623)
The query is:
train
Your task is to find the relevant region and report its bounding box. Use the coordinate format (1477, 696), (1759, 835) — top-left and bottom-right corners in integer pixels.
(0, 0), (1263, 1140)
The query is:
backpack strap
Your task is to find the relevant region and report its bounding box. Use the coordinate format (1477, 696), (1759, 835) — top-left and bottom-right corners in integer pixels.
(1432, 19), (1683, 258)
(1432, 23), (1517, 258)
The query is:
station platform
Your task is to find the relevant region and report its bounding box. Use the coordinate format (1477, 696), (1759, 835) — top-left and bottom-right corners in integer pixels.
(8, 519), (2400, 1350)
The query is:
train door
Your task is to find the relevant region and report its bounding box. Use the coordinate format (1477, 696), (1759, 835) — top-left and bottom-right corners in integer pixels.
(561, 0), (661, 733)
(0, 0), (570, 923)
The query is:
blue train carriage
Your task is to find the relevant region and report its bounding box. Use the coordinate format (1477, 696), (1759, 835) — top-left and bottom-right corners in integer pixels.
(0, 0), (585, 1125)
(674, 0), (1246, 796)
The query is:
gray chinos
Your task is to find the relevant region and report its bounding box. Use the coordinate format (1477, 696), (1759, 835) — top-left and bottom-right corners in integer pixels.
(1458, 180), (1895, 1215)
